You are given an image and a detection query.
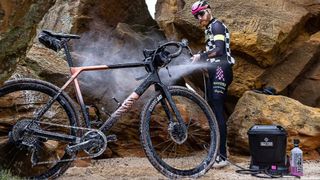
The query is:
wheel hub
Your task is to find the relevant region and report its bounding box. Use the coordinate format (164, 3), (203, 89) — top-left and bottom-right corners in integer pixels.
(168, 122), (188, 144)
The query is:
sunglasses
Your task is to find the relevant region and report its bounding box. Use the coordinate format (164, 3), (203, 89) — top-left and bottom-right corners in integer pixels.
(194, 10), (206, 19)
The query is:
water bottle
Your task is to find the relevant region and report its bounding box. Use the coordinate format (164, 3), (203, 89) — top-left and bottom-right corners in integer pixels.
(290, 139), (303, 176)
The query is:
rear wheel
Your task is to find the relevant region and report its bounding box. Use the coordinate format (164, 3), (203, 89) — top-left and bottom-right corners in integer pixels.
(0, 79), (79, 179)
(140, 86), (219, 178)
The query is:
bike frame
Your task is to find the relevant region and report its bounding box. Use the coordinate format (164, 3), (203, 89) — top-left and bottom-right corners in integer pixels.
(31, 41), (185, 143)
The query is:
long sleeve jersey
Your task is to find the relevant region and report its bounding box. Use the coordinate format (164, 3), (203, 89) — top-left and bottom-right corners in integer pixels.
(202, 18), (234, 64)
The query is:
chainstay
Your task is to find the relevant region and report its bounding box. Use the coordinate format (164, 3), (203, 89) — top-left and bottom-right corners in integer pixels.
(31, 120), (104, 165)
(35, 155), (95, 165)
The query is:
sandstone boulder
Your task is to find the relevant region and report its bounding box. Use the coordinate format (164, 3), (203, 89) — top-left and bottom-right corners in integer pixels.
(0, 0), (55, 84)
(228, 91), (320, 159)
(258, 32), (320, 94)
(287, 32), (320, 107)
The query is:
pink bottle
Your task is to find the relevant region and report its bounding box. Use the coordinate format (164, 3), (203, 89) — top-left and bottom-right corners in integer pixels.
(290, 139), (303, 176)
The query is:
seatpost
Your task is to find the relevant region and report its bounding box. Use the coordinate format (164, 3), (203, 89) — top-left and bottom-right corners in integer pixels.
(62, 40), (74, 67)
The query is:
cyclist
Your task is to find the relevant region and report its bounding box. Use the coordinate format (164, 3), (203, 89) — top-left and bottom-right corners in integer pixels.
(190, 0), (235, 168)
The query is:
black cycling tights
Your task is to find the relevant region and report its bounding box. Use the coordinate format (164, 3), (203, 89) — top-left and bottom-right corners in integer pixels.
(209, 98), (227, 160)
(206, 61), (233, 161)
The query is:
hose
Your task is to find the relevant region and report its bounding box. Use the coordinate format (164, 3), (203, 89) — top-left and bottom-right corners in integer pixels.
(218, 154), (297, 179)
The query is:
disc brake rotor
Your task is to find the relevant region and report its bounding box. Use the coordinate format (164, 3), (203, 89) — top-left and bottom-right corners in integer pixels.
(168, 122), (188, 144)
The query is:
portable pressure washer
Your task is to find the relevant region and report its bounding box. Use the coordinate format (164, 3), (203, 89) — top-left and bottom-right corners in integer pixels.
(225, 125), (292, 178)
(247, 125), (289, 175)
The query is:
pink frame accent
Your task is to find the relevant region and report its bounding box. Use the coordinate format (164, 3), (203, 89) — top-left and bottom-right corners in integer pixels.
(60, 65), (109, 106)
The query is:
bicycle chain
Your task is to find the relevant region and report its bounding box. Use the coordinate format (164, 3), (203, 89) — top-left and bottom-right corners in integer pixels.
(30, 120), (104, 165)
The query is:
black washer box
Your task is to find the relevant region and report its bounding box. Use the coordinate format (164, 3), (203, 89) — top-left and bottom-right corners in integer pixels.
(247, 125), (287, 170)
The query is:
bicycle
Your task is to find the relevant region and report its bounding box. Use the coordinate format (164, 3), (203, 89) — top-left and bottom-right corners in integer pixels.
(0, 30), (220, 179)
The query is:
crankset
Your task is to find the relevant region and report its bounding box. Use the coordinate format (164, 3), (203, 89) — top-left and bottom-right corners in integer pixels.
(66, 130), (113, 157)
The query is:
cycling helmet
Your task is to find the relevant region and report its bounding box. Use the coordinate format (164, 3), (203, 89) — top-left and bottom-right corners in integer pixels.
(191, 0), (210, 15)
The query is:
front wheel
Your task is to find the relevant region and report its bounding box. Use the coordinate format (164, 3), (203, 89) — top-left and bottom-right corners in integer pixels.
(140, 86), (219, 178)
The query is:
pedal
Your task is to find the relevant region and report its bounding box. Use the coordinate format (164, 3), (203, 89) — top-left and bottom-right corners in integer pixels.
(106, 134), (117, 142)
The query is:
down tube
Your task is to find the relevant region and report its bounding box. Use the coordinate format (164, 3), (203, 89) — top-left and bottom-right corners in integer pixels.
(99, 75), (154, 132)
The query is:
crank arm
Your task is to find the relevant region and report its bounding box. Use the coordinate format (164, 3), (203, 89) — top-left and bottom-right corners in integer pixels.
(66, 139), (97, 155)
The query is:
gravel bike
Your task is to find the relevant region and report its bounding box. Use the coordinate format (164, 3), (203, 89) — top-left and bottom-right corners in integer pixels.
(0, 30), (219, 179)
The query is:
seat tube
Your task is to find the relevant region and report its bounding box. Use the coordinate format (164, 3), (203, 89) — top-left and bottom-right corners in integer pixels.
(63, 42), (74, 67)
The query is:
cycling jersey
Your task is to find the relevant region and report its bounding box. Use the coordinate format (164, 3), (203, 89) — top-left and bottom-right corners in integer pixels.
(202, 18), (234, 99)
(201, 18), (235, 64)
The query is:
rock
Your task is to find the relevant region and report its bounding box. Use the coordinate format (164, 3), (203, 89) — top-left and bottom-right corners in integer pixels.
(36, 0), (80, 33)
(229, 57), (264, 97)
(288, 32), (320, 107)
(73, 0), (156, 33)
(289, 59), (320, 107)
(25, 44), (70, 87)
(228, 91), (320, 159)
(258, 31), (320, 94)
(0, 0), (55, 84)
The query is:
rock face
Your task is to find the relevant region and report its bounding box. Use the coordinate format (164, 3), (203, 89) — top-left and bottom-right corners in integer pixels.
(156, 0), (320, 107)
(228, 91), (320, 159)
(0, 0), (55, 84)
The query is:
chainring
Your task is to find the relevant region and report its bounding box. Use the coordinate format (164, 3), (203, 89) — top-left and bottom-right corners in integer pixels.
(81, 130), (107, 157)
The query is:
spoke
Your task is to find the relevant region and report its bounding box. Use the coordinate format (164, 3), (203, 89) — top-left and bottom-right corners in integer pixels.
(0, 136), (8, 144)
(4, 146), (17, 158)
(184, 140), (197, 155)
(187, 121), (200, 128)
(189, 132), (210, 137)
(173, 144), (177, 166)
(190, 133), (207, 144)
(160, 141), (175, 156)
(186, 118), (192, 130)
(8, 149), (20, 168)
(168, 143), (177, 158)
(153, 139), (172, 148)
(189, 134), (210, 151)
(174, 143), (177, 158)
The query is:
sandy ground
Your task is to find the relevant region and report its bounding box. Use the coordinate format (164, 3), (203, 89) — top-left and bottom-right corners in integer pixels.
(61, 156), (320, 180)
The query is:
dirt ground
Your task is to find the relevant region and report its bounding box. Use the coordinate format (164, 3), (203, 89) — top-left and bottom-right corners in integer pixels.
(61, 156), (320, 180)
